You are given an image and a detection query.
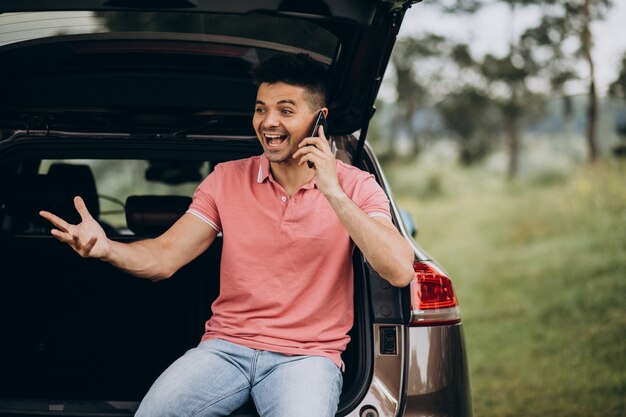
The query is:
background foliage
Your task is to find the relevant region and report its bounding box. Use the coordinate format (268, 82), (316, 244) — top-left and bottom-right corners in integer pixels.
(390, 156), (625, 416)
(378, 0), (626, 415)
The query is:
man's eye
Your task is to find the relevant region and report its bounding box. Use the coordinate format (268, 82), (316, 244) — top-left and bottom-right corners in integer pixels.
(281, 109), (293, 115)
(255, 108), (265, 114)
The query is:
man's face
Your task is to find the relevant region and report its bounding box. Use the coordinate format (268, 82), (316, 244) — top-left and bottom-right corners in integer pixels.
(253, 82), (322, 164)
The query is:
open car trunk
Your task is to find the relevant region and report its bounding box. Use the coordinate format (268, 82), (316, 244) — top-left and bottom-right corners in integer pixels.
(0, 137), (374, 417)
(0, 237), (373, 416)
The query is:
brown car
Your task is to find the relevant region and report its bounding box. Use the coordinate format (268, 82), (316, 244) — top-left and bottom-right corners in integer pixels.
(0, 1), (472, 416)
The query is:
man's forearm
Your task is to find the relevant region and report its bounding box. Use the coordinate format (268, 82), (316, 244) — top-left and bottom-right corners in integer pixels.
(104, 238), (174, 281)
(324, 190), (415, 287)
(101, 214), (217, 281)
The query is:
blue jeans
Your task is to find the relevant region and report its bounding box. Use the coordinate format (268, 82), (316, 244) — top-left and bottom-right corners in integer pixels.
(135, 339), (343, 417)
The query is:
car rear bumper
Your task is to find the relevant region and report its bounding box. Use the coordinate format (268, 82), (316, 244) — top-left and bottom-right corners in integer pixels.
(343, 323), (472, 417)
(403, 324), (473, 417)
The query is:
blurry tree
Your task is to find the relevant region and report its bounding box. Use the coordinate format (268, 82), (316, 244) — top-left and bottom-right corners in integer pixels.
(520, 0), (612, 162)
(435, 0), (483, 14)
(437, 87), (499, 165)
(608, 53), (626, 100)
(520, 14), (578, 134)
(536, 0), (612, 162)
(421, 0), (547, 178)
(608, 53), (626, 154)
(497, 0), (537, 179)
(389, 27), (546, 175)
(367, 100), (394, 162)
(479, 51), (545, 179)
(390, 34), (447, 157)
(577, 0), (599, 161)
(433, 0), (612, 168)
(449, 5), (546, 178)
(389, 35), (503, 164)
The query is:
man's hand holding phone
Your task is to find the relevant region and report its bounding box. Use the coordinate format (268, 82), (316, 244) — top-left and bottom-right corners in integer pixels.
(294, 110), (343, 199)
(306, 110), (328, 168)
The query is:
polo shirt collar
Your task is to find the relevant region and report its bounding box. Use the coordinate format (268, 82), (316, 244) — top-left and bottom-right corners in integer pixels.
(257, 153), (318, 189)
(257, 154), (271, 183)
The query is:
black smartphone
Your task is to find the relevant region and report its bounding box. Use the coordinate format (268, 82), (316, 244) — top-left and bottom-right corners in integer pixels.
(307, 111), (328, 168)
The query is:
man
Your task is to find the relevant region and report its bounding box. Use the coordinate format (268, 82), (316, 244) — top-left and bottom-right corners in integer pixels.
(40, 53), (414, 416)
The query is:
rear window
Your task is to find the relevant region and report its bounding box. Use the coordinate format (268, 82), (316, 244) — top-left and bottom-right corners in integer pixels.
(0, 11), (338, 61)
(39, 159), (209, 229)
(0, 158), (211, 235)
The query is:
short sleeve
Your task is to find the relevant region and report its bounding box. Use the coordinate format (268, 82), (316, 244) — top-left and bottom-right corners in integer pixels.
(354, 174), (392, 222)
(187, 166), (222, 232)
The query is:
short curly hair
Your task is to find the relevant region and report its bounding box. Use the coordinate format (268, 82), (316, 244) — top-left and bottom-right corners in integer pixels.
(252, 53), (328, 110)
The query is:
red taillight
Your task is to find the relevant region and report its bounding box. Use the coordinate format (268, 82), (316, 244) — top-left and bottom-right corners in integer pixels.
(410, 260), (461, 326)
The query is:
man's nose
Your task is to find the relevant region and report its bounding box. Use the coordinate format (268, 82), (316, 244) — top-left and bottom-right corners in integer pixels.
(262, 110), (280, 128)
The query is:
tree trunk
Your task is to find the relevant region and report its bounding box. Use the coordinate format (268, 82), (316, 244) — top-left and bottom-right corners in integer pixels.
(582, 0), (599, 162)
(505, 115), (520, 180)
(505, 2), (520, 180)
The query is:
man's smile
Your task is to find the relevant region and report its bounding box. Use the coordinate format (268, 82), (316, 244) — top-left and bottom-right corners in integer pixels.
(263, 132), (289, 148)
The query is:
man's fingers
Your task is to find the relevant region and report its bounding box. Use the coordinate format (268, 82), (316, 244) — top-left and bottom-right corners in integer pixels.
(299, 136), (329, 151)
(50, 227), (74, 244)
(50, 228), (64, 240)
(41, 202), (100, 256)
(316, 125), (327, 140)
(39, 210), (71, 232)
(294, 144), (326, 164)
(51, 226), (97, 256)
(74, 196), (94, 222)
(82, 236), (98, 255)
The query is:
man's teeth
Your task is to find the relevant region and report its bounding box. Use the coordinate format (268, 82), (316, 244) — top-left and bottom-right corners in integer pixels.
(265, 134), (287, 147)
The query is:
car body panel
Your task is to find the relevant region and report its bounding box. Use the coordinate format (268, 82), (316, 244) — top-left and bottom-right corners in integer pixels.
(404, 326), (473, 417)
(344, 324), (405, 417)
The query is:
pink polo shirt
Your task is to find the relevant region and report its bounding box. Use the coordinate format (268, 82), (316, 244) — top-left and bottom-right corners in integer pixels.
(187, 154), (391, 367)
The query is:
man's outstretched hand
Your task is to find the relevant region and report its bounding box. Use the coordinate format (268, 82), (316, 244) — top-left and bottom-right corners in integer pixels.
(39, 196), (111, 260)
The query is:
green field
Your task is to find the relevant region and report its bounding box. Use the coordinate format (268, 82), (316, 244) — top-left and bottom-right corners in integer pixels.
(387, 158), (626, 417)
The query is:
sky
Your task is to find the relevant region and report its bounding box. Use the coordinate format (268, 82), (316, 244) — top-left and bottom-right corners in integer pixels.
(398, 0), (626, 96)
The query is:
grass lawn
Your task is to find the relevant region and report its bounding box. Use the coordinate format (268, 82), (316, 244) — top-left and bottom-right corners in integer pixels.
(387, 158), (626, 417)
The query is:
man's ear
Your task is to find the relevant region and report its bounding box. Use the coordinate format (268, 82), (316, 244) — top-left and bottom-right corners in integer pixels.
(321, 107), (329, 118)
